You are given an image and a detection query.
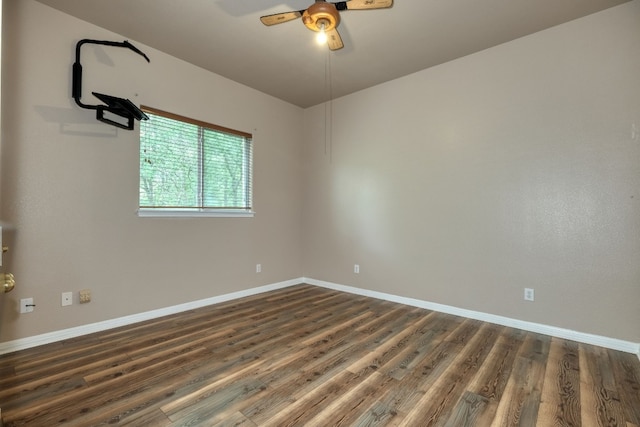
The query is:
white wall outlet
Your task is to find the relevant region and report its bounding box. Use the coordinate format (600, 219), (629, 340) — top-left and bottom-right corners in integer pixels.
(256, 264), (262, 273)
(61, 291), (73, 306)
(524, 288), (535, 302)
(20, 298), (35, 313)
(354, 264), (360, 274)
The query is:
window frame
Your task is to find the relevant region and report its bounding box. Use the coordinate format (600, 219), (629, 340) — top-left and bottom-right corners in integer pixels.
(137, 106), (254, 218)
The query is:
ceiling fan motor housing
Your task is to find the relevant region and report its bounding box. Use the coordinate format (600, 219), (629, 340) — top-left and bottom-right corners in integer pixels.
(303, 1), (340, 32)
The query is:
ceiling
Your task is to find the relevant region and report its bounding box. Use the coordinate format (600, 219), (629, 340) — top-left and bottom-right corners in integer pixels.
(34, 0), (631, 108)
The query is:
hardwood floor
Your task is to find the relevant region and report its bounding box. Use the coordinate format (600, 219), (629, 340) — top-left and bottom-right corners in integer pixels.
(1, 284), (639, 426)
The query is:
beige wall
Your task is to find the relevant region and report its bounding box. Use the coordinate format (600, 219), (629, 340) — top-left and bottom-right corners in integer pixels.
(0, 0), (304, 342)
(302, 1), (640, 343)
(2, 0), (639, 346)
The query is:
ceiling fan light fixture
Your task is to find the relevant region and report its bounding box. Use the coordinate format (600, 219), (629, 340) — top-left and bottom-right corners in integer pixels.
(260, 0), (393, 51)
(303, 2), (339, 32)
(316, 21), (328, 45)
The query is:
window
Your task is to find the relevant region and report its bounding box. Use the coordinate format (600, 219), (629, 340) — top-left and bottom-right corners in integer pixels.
(138, 106), (253, 217)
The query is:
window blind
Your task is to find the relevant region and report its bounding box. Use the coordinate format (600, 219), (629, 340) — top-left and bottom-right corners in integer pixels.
(139, 106), (252, 212)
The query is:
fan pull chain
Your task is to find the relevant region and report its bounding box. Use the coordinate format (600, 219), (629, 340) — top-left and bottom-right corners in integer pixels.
(324, 50), (333, 163)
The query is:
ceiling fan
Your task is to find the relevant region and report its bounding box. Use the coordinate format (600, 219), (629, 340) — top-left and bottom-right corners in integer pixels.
(260, 0), (393, 51)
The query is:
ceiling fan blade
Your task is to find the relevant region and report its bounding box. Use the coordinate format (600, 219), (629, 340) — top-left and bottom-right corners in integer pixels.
(260, 10), (304, 26)
(334, 0), (393, 11)
(326, 28), (344, 51)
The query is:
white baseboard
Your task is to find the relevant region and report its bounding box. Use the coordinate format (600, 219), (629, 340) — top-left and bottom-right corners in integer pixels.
(2, 277), (639, 361)
(303, 277), (640, 359)
(0, 278), (301, 355)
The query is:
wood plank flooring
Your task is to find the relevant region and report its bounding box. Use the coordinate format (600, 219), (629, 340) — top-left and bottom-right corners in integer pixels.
(1, 284), (639, 426)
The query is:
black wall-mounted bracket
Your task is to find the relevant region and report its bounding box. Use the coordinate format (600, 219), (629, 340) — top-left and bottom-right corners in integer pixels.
(72, 39), (150, 130)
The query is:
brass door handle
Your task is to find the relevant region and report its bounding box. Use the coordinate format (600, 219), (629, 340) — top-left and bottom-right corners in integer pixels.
(3, 273), (15, 293)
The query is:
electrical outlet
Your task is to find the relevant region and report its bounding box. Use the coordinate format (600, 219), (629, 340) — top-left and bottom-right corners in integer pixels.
(79, 289), (91, 303)
(354, 264), (360, 274)
(20, 298), (35, 313)
(256, 264), (262, 273)
(61, 292), (73, 306)
(524, 288), (535, 302)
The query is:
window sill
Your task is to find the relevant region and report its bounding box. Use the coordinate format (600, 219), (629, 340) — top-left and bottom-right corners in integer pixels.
(137, 209), (254, 218)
